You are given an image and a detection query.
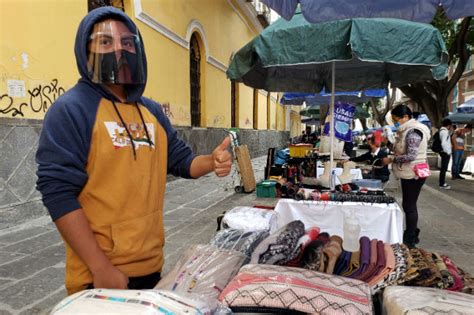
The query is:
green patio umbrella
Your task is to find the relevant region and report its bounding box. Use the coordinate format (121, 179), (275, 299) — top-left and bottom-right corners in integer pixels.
(299, 104), (369, 120)
(299, 106), (320, 117)
(227, 15), (447, 92)
(354, 106), (370, 119)
(227, 12), (448, 173)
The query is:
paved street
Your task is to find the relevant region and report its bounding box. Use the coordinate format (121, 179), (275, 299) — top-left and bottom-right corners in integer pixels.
(0, 156), (473, 314)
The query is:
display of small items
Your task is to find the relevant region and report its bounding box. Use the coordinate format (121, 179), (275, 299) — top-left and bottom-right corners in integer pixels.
(269, 179), (395, 204)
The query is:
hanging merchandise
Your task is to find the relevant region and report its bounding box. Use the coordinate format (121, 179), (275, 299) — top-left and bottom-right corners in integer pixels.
(219, 264), (373, 314)
(155, 245), (245, 301)
(323, 102), (356, 142)
(51, 289), (213, 315)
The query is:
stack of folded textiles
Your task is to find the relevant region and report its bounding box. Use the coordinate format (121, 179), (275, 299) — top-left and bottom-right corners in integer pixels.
(246, 224), (474, 296)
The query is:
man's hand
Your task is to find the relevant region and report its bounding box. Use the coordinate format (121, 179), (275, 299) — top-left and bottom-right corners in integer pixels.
(92, 263), (129, 289)
(212, 137), (233, 177)
(381, 156), (393, 166)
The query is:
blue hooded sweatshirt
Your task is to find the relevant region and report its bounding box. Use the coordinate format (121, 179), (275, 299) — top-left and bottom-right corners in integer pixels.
(36, 7), (195, 293)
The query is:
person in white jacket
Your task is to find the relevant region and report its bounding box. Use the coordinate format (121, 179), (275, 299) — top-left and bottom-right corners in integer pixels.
(439, 119), (453, 189)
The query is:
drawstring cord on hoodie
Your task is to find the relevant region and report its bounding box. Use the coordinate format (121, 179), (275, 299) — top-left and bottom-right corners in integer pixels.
(111, 100), (153, 160)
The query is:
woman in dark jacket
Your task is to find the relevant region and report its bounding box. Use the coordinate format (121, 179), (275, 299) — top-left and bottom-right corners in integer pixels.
(350, 135), (390, 183)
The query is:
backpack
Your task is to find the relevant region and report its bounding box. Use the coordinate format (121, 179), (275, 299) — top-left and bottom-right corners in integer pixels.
(431, 130), (443, 153)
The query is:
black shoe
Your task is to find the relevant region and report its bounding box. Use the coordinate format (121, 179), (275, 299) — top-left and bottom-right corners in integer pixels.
(403, 230), (417, 249)
(456, 175), (465, 180)
(414, 228), (420, 244)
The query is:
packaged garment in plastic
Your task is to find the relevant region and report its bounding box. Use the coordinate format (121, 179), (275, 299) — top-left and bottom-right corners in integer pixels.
(155, 244), (245, 301)
(221, 206), (276, 231)
(220, 264), (373, 314)
(383, 286), (474, 314)
(51, 289), (211, 314)
(210, 229), (269, 259)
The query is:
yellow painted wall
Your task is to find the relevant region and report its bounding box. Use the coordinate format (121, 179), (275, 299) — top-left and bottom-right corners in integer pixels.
(1, 0), (286, 132)
(0, 0), (84, 119)
(206, 65), (230, 127)
(256, 91), (267, 129)
(290, 109), (302, 138)
(269, 93), (277, 130)
(133, 0), (260, 127)
(276, 102), (286, 131)
(238, 84), (253, 129)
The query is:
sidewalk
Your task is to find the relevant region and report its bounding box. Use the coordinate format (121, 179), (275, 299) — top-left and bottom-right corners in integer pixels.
(0, 157), (472, 314)
(416, 169), (474, 272)
(0, 157), (268, 315)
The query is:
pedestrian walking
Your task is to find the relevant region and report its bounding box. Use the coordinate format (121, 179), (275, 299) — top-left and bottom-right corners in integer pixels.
(382, 104), (431, 248)
(438, 118), (453, 189)
(35, 7), (232, 295)
(451, 123), (473, 180)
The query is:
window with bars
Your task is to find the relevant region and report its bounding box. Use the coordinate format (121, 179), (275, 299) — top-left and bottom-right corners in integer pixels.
(190, 34), (201, 127)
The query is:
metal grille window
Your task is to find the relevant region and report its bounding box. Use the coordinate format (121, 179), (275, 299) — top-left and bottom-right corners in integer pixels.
(88, 0), (124, 11)
(190, 34), (201, 127)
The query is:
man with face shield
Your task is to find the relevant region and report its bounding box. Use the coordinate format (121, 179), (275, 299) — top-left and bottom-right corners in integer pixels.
(36, 7), (232, 294)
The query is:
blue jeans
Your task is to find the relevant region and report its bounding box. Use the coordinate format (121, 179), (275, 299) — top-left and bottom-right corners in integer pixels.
(451, 150), (464, 177)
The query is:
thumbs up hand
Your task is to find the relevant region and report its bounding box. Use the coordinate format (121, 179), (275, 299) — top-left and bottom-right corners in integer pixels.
(212, 137), (233, 177)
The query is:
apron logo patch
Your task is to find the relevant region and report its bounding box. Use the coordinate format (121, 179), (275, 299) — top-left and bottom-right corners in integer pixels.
(104, 121), (155, 149)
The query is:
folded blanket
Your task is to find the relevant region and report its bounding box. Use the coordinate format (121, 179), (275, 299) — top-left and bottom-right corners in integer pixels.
(220, 264), (373, 314)
(250, 220), (305, 265)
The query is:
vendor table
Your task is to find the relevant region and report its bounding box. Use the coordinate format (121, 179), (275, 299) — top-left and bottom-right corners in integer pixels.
(273, 199), (404, 244)
(447, 155), (474, 174)
(316, 167), (363, 184)
(462, 155), (474, 173)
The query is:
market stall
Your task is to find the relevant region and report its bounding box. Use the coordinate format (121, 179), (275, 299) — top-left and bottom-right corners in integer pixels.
(274, 199), (403, 244)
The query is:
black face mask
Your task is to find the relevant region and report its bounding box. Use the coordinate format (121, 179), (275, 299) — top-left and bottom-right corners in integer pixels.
(92, 50), (142, 84)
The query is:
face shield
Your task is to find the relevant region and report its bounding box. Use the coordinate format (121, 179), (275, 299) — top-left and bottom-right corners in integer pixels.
(87, 19), (145, 85)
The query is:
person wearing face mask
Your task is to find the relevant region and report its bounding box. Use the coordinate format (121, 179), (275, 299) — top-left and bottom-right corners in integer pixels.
(381, 104), (431, 249)
(451, 123), (473, 180)
(35, 7), (232, 295)
(350, 131), (390, 183)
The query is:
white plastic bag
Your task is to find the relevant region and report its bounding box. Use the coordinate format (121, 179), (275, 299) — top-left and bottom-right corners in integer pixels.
(221, 206), (276, 231)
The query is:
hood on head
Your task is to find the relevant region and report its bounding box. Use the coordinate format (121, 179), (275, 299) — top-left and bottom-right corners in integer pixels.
(74, 6), (147, 102)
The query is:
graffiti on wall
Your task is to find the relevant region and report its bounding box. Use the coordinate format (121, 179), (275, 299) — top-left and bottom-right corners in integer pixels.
(0, 79), (65, 117)
(161, 102), (174, 119)
(212, 115), (225, 127)
(245, 117), (251, 126)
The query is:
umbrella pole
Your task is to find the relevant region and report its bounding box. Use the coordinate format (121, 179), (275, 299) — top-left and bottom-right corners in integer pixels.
(330, 61), (335, 190)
